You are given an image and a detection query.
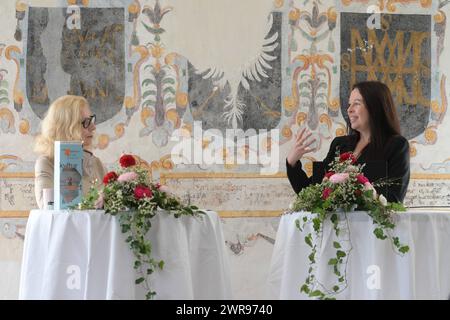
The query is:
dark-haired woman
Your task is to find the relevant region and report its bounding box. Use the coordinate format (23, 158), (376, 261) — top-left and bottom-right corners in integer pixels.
(286, 81), (410, 203)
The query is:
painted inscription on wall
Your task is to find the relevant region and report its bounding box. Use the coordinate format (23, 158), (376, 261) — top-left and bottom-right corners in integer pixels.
(404, 179), (450, 207)
(0, 179), (36, 211)
(163, 176), (294, 212)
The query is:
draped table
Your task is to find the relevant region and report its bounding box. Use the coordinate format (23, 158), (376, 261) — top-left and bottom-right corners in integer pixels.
(19, 209), (232, 300)
(268, 210), (450, 299)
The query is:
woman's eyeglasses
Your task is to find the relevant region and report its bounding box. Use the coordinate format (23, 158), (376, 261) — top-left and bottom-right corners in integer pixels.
(81, 114), (96, 129)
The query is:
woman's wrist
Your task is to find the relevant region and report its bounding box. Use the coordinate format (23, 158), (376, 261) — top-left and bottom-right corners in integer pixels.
(286, 156), (299, 168)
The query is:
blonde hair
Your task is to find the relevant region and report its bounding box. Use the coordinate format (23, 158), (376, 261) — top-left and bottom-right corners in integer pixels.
(34, 95), (90, 158)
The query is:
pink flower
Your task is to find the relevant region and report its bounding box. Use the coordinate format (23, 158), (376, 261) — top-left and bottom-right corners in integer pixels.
(329, 173), (349, 184)
(158, 185), (170, 194)
(94, 193), (104, 209)
(356, 174), (369, 184)
(322, 187), (332, 200)
(117, 171), (138, 182)
(323, 171), (335, 181)
(364, 182), (374, 190)
(134, 185), (153, 199)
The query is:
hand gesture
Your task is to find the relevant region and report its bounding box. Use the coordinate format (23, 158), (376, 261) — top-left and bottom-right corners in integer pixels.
(286, 128), (316, 167)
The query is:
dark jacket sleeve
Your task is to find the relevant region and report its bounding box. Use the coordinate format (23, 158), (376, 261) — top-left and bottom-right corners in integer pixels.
(384, 135), (410, 203)
(286, 158), (311, 195)
(286, 137), (343, 195)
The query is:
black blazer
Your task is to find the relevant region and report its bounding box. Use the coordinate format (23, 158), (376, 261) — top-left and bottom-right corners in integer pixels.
(286, 135), (410, 203)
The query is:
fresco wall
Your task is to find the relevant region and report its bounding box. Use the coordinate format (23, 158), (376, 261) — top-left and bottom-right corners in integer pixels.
(0, 0), (449, 299)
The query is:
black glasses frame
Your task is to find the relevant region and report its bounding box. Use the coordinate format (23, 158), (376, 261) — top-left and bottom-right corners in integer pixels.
(81, 114), (96, 129)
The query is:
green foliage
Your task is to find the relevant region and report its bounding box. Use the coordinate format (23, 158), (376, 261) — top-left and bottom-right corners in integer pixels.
(77, 187), (99, 210)
(78, 158), (204, 299)
(290, 150), (409, 300)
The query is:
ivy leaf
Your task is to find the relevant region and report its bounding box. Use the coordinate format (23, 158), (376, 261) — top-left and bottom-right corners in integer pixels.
(333, 241), (341, 249)
(309, 290), (323, 297)
(305, 234), (313, 247)
(312, 217), (321, 232)
(393, 236), (400, 246)
(300, 284), (310, 294)
(333, 285), (339, 292)
(399, 245), (409, 254)
(373, 228), (387, 240)
(336, 250), (346, 258)
(158, 260), (165, 269)
(328, 258), (338, 265)
(135, 277), (145, 284)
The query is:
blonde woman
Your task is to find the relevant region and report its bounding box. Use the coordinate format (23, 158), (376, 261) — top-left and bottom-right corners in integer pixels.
(34, 95), (106, 209)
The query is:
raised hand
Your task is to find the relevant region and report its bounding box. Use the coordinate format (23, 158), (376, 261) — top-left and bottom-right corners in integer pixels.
(286, 127), (316, 167)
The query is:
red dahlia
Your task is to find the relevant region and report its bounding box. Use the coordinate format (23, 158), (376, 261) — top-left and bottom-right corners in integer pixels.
(103, 171), (118, 185)
(134, 185), (153, 199)
(339, 152), (357, 164)
(119, 154), (136, 168)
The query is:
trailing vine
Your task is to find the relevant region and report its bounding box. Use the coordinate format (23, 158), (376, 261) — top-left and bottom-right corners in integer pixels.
(78, 154), (204, 299)
(290, 151), (409, 299)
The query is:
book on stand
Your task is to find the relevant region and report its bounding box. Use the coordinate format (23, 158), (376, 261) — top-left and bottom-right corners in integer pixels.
(54, 141), (83, 210)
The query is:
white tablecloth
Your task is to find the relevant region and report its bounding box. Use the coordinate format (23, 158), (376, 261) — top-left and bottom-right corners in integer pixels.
(19, 209), (232, 300)
(268, 210), (450, 299)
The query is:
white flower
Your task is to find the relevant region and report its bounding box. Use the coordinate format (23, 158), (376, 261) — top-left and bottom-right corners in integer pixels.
(364, 182), (377, 199)
(345, 165), (358, 173)
(379, 194), (387, 206)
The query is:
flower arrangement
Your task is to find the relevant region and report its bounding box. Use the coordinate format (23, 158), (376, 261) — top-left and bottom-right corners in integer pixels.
(290, 151), (409, 300)
(78, 154), (204, 300)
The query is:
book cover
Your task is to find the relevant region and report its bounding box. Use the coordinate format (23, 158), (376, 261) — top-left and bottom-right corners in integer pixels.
(54, 141), (83, 210)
